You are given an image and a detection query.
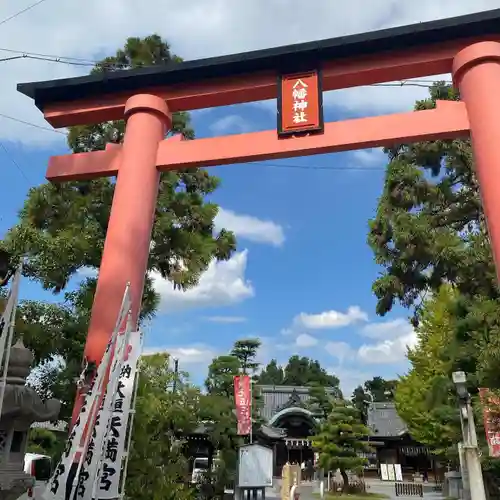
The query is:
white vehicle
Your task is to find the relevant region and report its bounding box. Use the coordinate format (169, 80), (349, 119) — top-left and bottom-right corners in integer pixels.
(191, 457), (221, 484)
(17, 453), (52, 500)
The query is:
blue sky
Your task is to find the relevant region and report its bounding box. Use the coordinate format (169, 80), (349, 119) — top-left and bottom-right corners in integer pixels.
(0, 94), (419, 395)
(0, 0), (495, 395)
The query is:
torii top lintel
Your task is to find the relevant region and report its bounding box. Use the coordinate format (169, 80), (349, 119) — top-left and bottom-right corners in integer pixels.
(17, 8), (500, 128)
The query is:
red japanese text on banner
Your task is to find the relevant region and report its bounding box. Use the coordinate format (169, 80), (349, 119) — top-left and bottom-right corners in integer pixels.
(234, 375), (251, 435)
(479, 388), (500, 457)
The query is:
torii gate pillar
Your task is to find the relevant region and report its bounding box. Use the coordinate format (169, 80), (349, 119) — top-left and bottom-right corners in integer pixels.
(80, 94), (170, 394)
(453, 42), (500, 272)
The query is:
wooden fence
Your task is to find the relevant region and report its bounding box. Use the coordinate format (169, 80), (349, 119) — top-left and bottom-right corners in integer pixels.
(395, 482), (424, 497)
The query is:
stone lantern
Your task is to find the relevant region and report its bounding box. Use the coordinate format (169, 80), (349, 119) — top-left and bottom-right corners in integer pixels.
(0, 337), (61, 500)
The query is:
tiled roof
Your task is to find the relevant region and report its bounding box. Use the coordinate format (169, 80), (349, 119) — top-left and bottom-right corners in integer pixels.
(257, 385), (337, 422)
(366, 402), (408, 437)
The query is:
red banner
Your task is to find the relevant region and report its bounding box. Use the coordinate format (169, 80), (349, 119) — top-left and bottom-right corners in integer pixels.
(234, 375), (251, 435)
(479, 388), (500, 457)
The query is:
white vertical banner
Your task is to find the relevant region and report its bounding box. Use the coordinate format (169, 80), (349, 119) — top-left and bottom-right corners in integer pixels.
(43, 333), (115, 500)
(43, 284), (131, 500)
(69, 285), (131, 499)
(76, 326), (129, 500)
(98, 329), (143, 499)
(0, 263), (22, 418)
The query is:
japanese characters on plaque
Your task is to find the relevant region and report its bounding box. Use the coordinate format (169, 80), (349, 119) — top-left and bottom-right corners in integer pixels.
(278, 70), (324, 137)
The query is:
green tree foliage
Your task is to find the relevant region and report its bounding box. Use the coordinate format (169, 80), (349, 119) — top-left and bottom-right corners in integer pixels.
(350, 378), (395, 424)
(0, 294), (89, 421)
(308, 384), (335, 419)
(0, 34), (236, 416)
(351, 386), (369, 424)
(125, 353), (200, 500)
(2, 35), (235, 305)
(231, 339), (261, 374)
(258, 355), (342, 393)
(27, 428), (65, 462)
(364, 377), (397, 402)
(368, 82), (500, 459)
(312, 400), (371, 491)
(257, 359), (284, 385)
(395, 287), (462, 459)
(368, 82), (495, 321)
(205, 355), (241, 399)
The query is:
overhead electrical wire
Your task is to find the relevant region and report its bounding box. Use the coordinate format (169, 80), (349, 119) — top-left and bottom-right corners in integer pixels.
(0, 141), (32, 184)
(0, 0), (50, 28)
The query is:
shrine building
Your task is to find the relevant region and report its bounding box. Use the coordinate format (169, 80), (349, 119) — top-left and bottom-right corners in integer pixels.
(257, 385), (337, 475)
(366, 401), (441, 480)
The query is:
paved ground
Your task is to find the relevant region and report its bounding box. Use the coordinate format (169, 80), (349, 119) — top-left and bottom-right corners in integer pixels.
(266, 478), (447, 500)
(366, 479), (446, 500)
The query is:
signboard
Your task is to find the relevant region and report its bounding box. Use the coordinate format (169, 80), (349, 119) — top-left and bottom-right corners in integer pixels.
(387, 464), (395, 481)
(479, 388), (500, 457)
(234, 375), (252, 435)
(237, 444), (273, 488)
(277, 70), (324, 137)
(380, 463), (389, 481)
(394, 464), (403, 482)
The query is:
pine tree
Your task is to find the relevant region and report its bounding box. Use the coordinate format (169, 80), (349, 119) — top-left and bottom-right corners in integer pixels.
(231, 339), (261, 374)
(312, 400), (371, 492)
(0, 35), (236, 418)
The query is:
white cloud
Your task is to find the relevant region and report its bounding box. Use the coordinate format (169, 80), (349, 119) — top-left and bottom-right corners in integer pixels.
(77, 266), (98, 278)
(293, 306), (368, 330)
(322, 77), (451, 116)
(295, 333), (319, 348)
(350, 148), (386, 168)
(328, 366), (374, 396)
(77, 248), (254, 313)
(325, 341), (354, 363)
(357, 324), (417, 365)
(142, 343), (220, 381)
(143, 343), (218, 365)
(215, 208), (285, 247)
(2, 1), (498, 145)
(319, 317), (417, 367)
(210, 115), (252, 135)
(203, 315), (247, 323)
(361, 318), (414, 340)
(153, 249), (254, 313)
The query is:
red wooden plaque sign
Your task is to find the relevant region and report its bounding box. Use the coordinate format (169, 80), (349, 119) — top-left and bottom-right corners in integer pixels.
(277, 70), (324, 137)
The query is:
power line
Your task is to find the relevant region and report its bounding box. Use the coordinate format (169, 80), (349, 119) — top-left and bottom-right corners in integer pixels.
(246, 161), (385, 171)
(0, 0), (50, 28)
(0, 112), (67, 134)
(0, 141), (31, 184)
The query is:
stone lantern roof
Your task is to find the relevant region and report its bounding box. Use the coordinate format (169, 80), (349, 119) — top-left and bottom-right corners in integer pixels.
(1, 336), (60, 424)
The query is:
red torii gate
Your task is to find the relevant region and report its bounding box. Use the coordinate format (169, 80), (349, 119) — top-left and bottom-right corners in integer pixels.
(17, 9), (500, 420)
